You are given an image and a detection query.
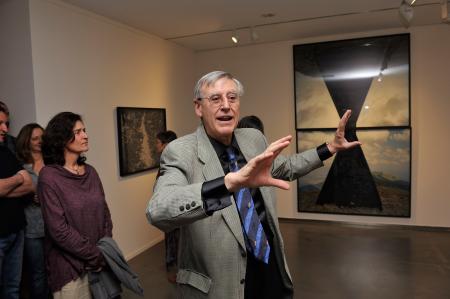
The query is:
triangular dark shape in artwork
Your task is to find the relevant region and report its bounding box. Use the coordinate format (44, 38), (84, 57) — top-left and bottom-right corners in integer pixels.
(313, 43), (384, 209)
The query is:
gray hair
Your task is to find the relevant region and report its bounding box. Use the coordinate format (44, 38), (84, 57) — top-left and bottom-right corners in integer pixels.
(193, 71), (244, 100)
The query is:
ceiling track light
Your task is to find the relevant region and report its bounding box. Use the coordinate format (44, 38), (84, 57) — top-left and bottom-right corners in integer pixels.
(442, 0), (450, 23)
(250, 27), (259, 41)
(399, 0), (414, 28)
(231, 30), (239, 44)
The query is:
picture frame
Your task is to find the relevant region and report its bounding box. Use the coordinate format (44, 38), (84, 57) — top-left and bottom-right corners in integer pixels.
(297, 128), (411, 217)
(294, 33), (410, 129)
(293, 34), (411, 217)
(116, 107), (166, 176)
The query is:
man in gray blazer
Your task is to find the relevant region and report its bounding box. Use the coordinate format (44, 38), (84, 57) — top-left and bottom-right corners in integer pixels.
(146, 71), (360, 298)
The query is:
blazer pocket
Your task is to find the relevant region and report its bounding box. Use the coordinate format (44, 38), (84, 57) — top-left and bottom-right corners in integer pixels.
(177, 268), (212, 294)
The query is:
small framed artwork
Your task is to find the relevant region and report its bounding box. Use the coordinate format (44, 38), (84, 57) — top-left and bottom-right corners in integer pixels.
(116, 107), (166, 176)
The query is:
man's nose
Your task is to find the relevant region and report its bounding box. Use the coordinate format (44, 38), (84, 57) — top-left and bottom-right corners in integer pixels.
(221, 98), (231, 109)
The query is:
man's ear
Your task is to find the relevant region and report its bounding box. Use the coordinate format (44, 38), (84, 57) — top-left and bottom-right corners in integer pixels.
(194, 100), (202, 118)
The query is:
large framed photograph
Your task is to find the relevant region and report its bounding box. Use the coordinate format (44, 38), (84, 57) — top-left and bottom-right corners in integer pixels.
(294, 34), (410, 129)
(116, 107), (166, 176)
(293, 34), (411, 217)
(297, 128), (411, 217)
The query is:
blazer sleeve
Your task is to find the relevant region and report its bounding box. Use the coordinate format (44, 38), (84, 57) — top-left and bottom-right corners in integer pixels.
(237, 128), (324, 181)
(146, 142), (208, 232)
(256, 132), (324, 181)
(271, 149), (324, 181)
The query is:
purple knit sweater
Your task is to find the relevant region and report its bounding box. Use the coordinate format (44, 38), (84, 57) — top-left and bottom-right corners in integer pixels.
(38, 164), (113, 292)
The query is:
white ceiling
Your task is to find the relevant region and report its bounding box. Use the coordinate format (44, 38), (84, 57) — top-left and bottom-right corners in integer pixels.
(60, 0), (444, 51)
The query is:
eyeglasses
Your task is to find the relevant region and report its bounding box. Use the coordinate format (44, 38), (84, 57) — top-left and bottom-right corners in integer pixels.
(197, 92), (240, 108)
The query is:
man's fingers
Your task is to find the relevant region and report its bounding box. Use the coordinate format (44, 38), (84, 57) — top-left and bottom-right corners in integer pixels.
(268, 135), (292, 148)
(346, 141), (362, 149)
(267, 178), (290, 190)
(338, 109), (352, 130)
(267, 138), (291, 154)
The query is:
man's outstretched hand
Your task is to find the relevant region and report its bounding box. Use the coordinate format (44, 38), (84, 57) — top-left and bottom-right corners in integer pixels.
(224, 110), (361, 192)
(224, 135), (292, 192)
(327, 109), (362, 154)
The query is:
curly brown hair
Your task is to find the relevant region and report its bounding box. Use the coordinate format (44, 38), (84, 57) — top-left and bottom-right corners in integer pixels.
(42, 112), (86, 166)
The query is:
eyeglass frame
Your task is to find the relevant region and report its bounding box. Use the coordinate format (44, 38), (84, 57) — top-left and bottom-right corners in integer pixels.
(196, 91), (240, 107)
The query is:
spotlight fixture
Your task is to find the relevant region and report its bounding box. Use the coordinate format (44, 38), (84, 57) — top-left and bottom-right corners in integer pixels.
(442, 0), (450, 23)
(231, 30), (239, 44)
(250, 27), (259, 41)
(398, 0), (414, 28)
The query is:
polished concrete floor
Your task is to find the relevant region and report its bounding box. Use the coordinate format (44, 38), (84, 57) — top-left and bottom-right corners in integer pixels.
(124, 220), (450, 299)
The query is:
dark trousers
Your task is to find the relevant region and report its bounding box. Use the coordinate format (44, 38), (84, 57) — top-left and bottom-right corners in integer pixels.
(0, 230), (24, 299)
(244, 248), (293, 299)
(165, 228), (180, 271)
(24, 237), (49, 299)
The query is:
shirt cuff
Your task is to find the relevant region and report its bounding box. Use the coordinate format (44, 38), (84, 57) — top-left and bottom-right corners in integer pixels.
(201, 176), (232, 216)
(316, 142), (333, 161)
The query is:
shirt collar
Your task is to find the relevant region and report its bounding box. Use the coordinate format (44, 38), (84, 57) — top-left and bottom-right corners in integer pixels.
(207, 133), (239, 161)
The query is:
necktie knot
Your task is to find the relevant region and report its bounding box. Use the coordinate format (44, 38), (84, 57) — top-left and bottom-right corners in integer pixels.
(225, 147), (239, 172)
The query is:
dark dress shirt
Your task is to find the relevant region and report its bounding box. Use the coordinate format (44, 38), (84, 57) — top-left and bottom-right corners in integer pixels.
(0, 146), (26, 236)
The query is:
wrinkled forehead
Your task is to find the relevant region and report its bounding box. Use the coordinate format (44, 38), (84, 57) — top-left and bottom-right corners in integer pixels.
(201, 77), (237, 93)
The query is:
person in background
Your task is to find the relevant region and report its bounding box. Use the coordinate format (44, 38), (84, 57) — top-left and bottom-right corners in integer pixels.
(0, 103), (34, 299)
(38, 112), (113, 299)
(0, 101), (16, 154)
(155, 130), (179, 283)
(146, 71), (360, 298)
(237, 115), (265, 134)
(15, 123), (49, 299)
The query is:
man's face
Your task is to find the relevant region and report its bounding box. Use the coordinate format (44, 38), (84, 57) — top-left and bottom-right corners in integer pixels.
(194, 77), (240, 145)
(156, 138), (165, 155)
(0, 112), (9, 143)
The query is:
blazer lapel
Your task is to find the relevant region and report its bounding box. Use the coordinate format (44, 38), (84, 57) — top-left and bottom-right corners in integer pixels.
(235, 129), (278, 231)
(196, 126), (246, 251)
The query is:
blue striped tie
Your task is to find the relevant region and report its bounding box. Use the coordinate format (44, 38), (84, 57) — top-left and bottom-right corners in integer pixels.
(226, 147), (270, 264)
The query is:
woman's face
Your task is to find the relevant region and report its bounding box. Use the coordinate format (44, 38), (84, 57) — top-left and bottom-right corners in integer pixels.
(65, 120), (89, 154)
(30, 127), (43, 153)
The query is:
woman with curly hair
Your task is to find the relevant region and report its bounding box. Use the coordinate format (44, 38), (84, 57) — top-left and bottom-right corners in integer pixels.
(38, 112), (113, 299)
(16, 123), (49, 299)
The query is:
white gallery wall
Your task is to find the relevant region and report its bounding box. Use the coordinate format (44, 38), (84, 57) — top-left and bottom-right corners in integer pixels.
(28, 0), (198, 258)
(1, 0), (449, 260)
(0, 0), (36, 134)
(195, 24), (450, 228)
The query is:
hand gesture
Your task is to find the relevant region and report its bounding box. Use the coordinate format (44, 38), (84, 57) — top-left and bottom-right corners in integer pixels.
(327, 109), (362, 154)
(225, 136), (292, 192)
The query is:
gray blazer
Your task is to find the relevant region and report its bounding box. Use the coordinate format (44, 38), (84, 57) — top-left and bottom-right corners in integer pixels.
(146, 125), (323, 299)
